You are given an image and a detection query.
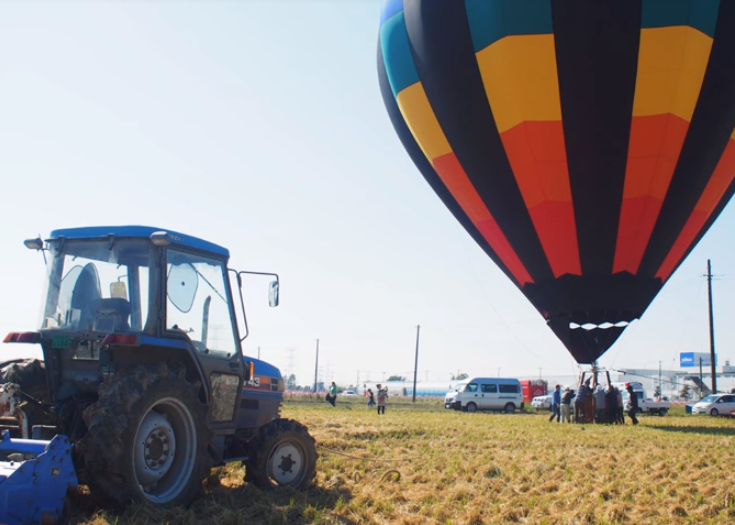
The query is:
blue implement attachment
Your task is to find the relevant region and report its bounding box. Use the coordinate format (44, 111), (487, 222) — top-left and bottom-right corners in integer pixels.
(0, 431), (78, 525)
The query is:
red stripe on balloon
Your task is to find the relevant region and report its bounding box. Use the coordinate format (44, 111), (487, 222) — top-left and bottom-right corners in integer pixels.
(433, 152), (534, 285)
(499, 121), (581, 277)
(656, 138), (735, 281)
(614, 114), (689, 274)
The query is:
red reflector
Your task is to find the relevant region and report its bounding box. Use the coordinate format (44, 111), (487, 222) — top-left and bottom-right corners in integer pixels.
(3, 332), (40, 344)
(101, 334), (139, 346)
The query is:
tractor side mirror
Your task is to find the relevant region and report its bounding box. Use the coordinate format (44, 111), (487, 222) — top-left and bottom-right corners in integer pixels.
(268, 280), (279, 307)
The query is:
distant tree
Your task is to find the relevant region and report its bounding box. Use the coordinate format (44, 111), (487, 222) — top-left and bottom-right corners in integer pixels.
(286, 374), (297, 389)
(679, 384), (692, 400)
(653, 384), (661, 398)
(451, 373), (469, 380)
(386, 375), (406, 382)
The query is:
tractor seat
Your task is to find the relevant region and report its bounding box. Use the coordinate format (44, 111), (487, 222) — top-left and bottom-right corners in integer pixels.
(89, 298), (131, 332)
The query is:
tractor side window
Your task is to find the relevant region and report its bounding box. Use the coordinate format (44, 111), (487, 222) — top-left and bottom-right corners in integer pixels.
(166, 250), (237, 359)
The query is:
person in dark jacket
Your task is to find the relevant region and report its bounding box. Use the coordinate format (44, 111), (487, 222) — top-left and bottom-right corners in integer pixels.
(549, 384), (562, 422)
(575, 382), (589, 423)
(560, 387), (574, 423)
(625, 383), (639, 425)
(367, 389), (375, 407)
(606, 386), (619, 424)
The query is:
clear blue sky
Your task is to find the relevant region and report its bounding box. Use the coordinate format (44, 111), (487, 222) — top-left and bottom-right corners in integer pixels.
(1, 0), (734, 387)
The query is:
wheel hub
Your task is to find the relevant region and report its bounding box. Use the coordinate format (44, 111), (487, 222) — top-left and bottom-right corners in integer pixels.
(134, 411), (177, 488)
(270, 443), (302, 485)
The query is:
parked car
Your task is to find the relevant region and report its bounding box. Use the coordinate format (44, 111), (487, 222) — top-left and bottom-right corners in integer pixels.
(691, 393), (735, 416)
(531, 395), (552, 410)
(341, 390), (357, 396)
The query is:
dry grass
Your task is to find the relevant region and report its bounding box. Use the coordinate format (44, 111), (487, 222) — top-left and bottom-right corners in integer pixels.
(67, 400), (735, 524)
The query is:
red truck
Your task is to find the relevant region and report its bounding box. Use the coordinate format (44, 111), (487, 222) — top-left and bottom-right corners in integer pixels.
(520, 380), (548, 403)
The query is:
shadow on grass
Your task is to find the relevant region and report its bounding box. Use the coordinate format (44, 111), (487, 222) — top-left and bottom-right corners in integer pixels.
(66, 478), (358, 525)
(653, 424), (735, 437)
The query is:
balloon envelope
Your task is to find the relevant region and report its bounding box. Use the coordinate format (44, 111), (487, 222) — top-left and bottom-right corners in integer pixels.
(378, 0), (735, 363)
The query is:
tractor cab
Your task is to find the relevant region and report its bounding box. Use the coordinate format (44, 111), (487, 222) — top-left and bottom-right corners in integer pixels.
(35, 227), (249, 358)
(11, 226), (278, 424)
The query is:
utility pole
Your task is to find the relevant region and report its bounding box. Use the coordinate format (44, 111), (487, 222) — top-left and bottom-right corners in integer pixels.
(412, 325), (421, 403)
(658, 361), (662, 395)
(707, 259), (717, 393)
(699, 357), (704, 400)
(257, 346), (260, 360)
(313, 339), (319, 393)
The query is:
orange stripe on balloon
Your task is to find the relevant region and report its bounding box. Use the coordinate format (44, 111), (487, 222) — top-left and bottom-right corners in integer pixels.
(613, 114), (689, 274)
(499, 121), (581, 277)
(433, 152), (533, 285)
(656, 138), (735, 281)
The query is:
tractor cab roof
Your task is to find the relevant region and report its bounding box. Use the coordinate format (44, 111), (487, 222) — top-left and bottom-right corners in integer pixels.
(48, 225), (229, 258)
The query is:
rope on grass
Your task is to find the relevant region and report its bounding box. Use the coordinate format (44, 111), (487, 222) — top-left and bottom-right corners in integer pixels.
(379, 469), (401, 483)
(316, 445), (420, 462)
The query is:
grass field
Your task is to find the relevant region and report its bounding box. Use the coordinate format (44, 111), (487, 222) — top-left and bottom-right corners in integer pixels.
(69, 398), (735, 525)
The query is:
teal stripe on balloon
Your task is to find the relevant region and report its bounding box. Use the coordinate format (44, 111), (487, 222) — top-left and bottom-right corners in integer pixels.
(641, 0), (720, 38)
(380, 10), (420, 97)
(464, 0), (553, 54)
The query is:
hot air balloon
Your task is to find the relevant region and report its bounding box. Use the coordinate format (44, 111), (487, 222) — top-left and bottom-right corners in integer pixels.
(378, 0), (735, 364)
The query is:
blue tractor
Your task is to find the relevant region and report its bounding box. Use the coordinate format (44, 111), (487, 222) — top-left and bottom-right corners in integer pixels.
(2, 226), (317, 519)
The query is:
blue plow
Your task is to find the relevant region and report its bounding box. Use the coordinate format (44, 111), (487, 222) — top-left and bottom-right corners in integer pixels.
(0, 431), (77, 525)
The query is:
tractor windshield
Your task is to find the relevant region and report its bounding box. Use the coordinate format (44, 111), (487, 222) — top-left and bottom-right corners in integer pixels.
(40, 238), (153, 333)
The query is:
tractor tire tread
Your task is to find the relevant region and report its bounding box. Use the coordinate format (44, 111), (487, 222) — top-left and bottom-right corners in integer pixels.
(79, 361), (210, 508)
(244, 418), (317, 491)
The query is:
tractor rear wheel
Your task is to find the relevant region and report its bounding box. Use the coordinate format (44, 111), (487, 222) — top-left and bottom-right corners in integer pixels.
(245, 418), (317, 491)
(80, 363), (210, 508)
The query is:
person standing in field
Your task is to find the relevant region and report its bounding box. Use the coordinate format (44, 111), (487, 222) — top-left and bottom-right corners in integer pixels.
(560, 387), (574, 423)
(326, 381), (337, 407)
(594, 385), (607, 423)
(549, 384), (561, 423)
(625, 383), (639, 425)
(376, 384), (388, 415)
(606, 385), (619, 424)
(616, 386), (625, 424)
(574, 381), (588, 423)
(367, 388), (375, 407)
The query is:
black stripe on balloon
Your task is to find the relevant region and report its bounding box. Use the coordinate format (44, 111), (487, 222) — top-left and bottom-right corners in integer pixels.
(402, 0), (555, 284)
(377, 41), (517, 286)
(639, 1), (735, 277)
(551, 0), (642, 277)
(663, 182), (735, 282)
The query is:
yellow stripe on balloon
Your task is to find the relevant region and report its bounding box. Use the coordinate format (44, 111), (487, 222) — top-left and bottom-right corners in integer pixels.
(475, 34), (561, 134)
(396, 82), (452, 161)
(633, 26), (713, 119)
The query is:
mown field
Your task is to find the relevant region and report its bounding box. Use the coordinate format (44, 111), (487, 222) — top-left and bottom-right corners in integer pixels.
(69, 398), (735, 525)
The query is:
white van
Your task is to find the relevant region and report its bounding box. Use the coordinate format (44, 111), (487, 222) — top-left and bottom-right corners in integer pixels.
(444, 378), (524, 413)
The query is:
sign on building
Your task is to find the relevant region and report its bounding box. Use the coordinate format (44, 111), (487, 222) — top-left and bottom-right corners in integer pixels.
(680, 352), (716, 368)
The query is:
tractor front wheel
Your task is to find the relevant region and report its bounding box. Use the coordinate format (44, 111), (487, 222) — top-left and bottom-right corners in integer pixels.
(80, 363), (210, 508)
(245, 418), (317, 491)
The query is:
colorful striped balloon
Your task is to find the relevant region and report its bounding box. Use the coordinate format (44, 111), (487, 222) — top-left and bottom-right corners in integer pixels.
(378, 0), (735, 364)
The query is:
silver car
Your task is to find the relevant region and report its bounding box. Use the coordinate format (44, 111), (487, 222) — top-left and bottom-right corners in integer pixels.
(691, 393), (735, 416)
(531, 395), (552, 409)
